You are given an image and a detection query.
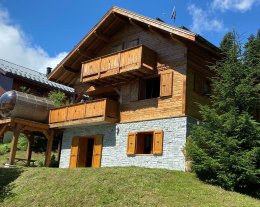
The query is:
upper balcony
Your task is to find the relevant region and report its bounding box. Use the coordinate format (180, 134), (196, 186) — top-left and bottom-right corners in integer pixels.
(49, 99), (119, 128)
(81, 45), (157, 85)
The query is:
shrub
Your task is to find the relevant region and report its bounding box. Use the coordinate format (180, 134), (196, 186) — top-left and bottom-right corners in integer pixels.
(17, 134), (28, 151)
(0, 143), (11, 155)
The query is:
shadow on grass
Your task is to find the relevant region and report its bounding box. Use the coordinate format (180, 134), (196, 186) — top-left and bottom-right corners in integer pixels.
(0, 167), (23, 202)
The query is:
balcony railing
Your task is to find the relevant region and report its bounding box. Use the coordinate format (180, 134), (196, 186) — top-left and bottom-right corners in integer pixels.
(81, 45), (157, 84)
(49, 99), (119, 128)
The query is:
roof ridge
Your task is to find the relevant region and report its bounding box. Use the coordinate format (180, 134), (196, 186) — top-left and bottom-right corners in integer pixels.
(0, 58), (46, 76)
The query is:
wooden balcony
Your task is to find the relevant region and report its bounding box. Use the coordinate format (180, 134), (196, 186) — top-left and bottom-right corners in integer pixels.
(49, 99), (119, 128)
(81, 45), (157, 85)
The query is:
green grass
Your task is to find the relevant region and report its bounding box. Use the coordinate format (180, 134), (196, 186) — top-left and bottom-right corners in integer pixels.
(0, 167), (259, 207)
(0, 151), (46, 167)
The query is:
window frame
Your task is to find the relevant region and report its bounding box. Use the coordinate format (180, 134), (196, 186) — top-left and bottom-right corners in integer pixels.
(127, 130), (164, 156)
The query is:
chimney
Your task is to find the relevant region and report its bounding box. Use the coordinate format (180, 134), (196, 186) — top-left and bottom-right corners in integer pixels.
(46, 67), (52, 76)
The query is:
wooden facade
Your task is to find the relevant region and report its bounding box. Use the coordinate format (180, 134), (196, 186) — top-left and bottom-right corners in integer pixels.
(44, 7), (222, 169)
(48, 7), (220, 126)
(49, 99), (119, 128)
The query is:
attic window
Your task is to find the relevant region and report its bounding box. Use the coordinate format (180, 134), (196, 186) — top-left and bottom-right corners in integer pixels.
(112, 43), (124, 53)
(127, 38), (139, 48)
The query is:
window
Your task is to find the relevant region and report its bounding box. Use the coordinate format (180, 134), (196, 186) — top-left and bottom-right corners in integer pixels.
(127, 38), (139, 48)
(127, 130), (163, 155)
(112, 43), (124, 53)
(194, 72), (212, 96)
(135, 132), (153, 154)
(139, 76), (160, 100)
(203, 80), (212, 96)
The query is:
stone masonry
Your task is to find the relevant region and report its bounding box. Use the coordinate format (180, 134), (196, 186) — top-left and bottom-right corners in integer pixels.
(59, 116), (197, 171)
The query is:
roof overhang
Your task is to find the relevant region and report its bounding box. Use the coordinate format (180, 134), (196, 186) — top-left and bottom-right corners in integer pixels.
(48, 6), (220, 86)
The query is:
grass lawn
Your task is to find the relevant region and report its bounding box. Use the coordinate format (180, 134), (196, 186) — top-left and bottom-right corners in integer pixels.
(0, 151), (46, 167)
(0, 167), (259, 207)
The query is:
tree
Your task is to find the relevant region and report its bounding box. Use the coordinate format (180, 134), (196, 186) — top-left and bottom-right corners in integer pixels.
(48, 91), (69, 107)
(219, 31), (236, 54)
(186, 31), (260, 198)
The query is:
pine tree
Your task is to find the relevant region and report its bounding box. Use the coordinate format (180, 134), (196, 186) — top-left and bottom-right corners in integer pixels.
(186, 31), (260, 198)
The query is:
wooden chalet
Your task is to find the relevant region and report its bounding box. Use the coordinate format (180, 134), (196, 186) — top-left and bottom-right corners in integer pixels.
(45, 7), (220, 170)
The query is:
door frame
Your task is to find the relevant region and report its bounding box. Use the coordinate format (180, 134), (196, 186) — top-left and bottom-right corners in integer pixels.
(69, 135), (103, 168)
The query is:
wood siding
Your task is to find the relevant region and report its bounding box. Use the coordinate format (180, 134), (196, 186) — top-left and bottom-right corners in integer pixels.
(96, 25), (187, 123)
(49, 99), (119, 125)
(186, 46), (218, 119)
(81, 45), (157, 83)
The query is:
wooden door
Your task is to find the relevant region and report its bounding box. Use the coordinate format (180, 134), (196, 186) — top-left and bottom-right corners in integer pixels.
(78, 138), (88, 167)
(92, 135), (103, 168)
(69, 137), (79, 168)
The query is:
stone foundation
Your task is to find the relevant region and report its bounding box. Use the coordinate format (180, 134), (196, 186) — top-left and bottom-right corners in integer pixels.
(59, 116), (197, 171)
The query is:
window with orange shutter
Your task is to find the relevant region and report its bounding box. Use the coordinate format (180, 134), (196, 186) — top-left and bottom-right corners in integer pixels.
(127, 130), (163, 155)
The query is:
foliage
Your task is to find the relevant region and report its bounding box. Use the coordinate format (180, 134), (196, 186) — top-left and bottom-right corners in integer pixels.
(0, 143), (11, 155)
(19, 86), (31, 94)
(17, 134), (28, 151)
(32, 136), (47, 153)
(48, 90), (69, 107)
(1, 167), (260, 207)
(219, 31), (236, 54)
(186, 30), (260, 198)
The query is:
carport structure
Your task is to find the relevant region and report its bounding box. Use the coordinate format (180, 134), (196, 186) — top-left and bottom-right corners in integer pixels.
(0, 118), (54, 167)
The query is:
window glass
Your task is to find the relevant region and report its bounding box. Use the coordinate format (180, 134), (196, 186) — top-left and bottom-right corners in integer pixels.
(136, 132), (153, 154)
(139, 76), (160, 100)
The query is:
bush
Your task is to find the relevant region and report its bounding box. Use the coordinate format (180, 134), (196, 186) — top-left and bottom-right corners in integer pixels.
(0, 143), (11, 155)
(17, 134), (28, 151)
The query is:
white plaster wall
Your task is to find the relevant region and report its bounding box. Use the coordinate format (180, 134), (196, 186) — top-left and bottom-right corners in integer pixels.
(59, 117), (192, 171)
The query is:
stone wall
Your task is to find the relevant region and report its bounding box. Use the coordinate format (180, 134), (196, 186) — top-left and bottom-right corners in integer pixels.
(59, 116), (197, 171)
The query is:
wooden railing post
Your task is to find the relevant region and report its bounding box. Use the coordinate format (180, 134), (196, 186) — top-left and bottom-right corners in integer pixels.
(98, 57), (102, 78)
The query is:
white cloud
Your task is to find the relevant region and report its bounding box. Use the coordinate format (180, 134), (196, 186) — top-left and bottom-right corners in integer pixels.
(187, 4), (225, 34)
(0, 7), (67, 73)
(212, 0), (260, 12)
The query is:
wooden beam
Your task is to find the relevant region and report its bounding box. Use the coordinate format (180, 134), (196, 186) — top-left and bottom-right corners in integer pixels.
(0, 125), (7, 137)
(94, 31), (110, 43)
(57, 139), (62, 163)
(44, 130), (54, 167)
(77, 48), (94, 59)
(112, 12), (128, 24)
(9, 124), (22, 165)
(129, 18), (148, 30)
(24, 133), (34, 166)
(170, 33), (186, 47)
(62, 65), (78, 75)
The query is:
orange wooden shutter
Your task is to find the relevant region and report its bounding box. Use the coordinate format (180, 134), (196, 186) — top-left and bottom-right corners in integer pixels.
(92, 135), (103, 168)
(127, 132), (137, 155)
(153, 130), (163, 155)
(160, 71), (173, 97)
(130, 80), (139, 101)
(69, 137), (79, 168)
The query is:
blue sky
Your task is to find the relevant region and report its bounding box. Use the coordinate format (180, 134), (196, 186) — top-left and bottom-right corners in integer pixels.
(0, 0), (259, 72)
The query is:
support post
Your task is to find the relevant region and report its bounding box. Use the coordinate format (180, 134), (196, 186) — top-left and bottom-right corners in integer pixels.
(25, 134), (34, 166)
(44, 131), (54, 167)
(9, 124), (22, 165)
(57, 139), (62, 164)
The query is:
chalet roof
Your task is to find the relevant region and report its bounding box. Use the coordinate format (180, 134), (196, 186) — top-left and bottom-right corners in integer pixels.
(0, 59), (74, 93)
(48, 6), (220, 86)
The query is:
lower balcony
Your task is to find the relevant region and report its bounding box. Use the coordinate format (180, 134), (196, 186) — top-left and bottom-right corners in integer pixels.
(49, 99), (119, 128)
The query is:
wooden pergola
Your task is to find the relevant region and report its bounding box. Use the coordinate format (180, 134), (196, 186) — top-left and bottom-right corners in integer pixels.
(0, 118), (54, 167)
